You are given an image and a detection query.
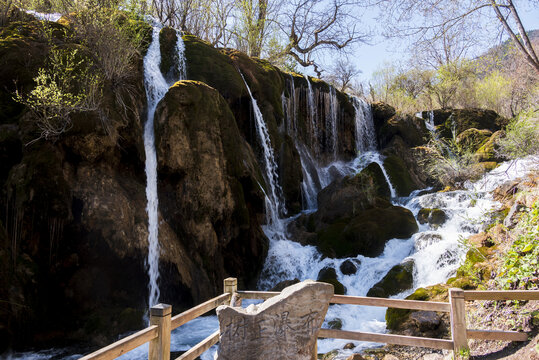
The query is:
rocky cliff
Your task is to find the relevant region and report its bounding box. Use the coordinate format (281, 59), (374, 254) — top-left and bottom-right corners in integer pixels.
(0, 16), (512, 352)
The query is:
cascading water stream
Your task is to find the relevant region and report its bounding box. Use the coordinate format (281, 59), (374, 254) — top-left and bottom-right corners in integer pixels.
(239, 72), (285, 233)
(326, 87), (339, 158)
(142, 24), (186, 308)
(352, 96), (377, 152)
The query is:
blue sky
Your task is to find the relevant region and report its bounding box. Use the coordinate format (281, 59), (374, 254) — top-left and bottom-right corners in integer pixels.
(306, 2), (539, 82)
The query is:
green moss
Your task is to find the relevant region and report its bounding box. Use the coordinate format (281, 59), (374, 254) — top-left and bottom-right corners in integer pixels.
(316, 206), (418, 258)
(386, 285), (448, 330)
(383, 155), (416, 196)
(367, 260), (414, 298)
(456, 128), (492, 152)
(183, 35), (245, 102)
(475, 130), (505, 162)
(446, 276), (478, 290)
(361, 162), (391, 199)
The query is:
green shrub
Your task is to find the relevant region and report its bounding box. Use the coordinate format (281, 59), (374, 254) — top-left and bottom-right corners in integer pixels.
(496, 110), (539, 160)
(14, 45), (100, 142)
(497, 202), (539, 289)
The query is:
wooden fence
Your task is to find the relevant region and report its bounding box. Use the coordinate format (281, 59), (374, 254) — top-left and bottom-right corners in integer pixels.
(79, 278), (539, 360)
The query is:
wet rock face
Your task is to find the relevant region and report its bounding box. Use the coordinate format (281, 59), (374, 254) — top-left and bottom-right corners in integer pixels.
(340, 259), (358, 275)
(316, 163), (389, 223)
(417, 208), (447, 228)
(317, 267), (347, 295)
(216, 280), (333, 360)
(367, 259), (415, 298)
(426, 108), (508, 138)
(154, 81), (268, 295)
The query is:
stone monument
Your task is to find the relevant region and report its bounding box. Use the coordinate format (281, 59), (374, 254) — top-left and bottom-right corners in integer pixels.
(216, 280), (334, 360)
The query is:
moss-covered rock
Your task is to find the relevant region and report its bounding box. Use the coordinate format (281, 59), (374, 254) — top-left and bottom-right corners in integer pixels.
(317, 267), (346, 295)
(183, 35), (245, 105)
(385, 284), (449, 332)
(417, 208), (447, 227)
(316, 163), (388, 223)
(155, 80), (269, 292)
(378, 113), (429, 149)
(371, 102), (396, 134)
(367, 259), (415, 298)
(328, 318), (343, 330)
(428, 108), (508, 139)
(159, 26), (180, 82)
(383, 155), (417, 196)
(456, 128), (492, 152)
(316, 205), (418, 258)
(475, 130), (505, 162)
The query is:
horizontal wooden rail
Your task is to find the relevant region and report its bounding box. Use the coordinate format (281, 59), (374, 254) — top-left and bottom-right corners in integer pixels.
(171, 293), (231, 330)
(236, 290), (279, 300)
(175, 330), (220, 360)
(318, 328), (454, 350)
(79, 325), (159, 360)
(467, 329), (529, 341)
(463, 290), (539, 301)
(330, 295), (451, 312)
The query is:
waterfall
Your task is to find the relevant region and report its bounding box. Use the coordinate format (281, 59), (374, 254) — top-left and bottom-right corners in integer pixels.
(142, 24), (186, 308)
(240, 73), (285, 232)
(425, 110), (436, 133)
(352, 96), (377, 152)
(325, 87), (339, 158)
(304, 75), (320, 154)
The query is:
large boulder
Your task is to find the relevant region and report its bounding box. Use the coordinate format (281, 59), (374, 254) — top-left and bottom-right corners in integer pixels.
(475, 130), (505, 162)
(315, 204), (418, 258)
(317, 267), (346, 295)
(316, 163), (389, 223)
(382, 135), (429, 189)
(424, 108), (508, 139)
(456, 128), (492, 152)
(367, 259), (415, 298)
(155, 80), (268, 294)
(383, 154), (417, 197)
(378, 113), (429, 148)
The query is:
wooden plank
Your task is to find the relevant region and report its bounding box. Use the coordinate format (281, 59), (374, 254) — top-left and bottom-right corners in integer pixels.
(463, 290), (539, 301)
(330, 295), (451, 312)
(149, 304), (172, 360)
(175, 330), (220, 360)
(318, 328), (454, 350)
(467, 329), (529, 342)
(450, 288), (469, 353)
(236, 290), (279, 300)
(79, 325), (159, 360)
(171, 293), (230, 330)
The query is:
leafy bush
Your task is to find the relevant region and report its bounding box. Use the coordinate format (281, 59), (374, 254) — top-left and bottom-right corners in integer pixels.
(496, 110), (539, 160)
(498, 202), (539, 290)
(418, 126), (482, 187)
(14, 45), (100, 142)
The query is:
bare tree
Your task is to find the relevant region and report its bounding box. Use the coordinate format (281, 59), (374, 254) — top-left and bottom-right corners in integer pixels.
(325, 58), (362, 92)
(375, 0), (539, 74)
(276, 0), (368, 77)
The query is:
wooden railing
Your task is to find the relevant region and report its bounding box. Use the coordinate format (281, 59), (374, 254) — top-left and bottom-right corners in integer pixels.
(79, 278), (539, 360)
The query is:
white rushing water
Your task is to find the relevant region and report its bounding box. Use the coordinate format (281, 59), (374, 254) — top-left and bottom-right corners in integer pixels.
(240, 72), (286, 231)
(326, 86), (339, 158)
(25, 10), (62, 21)
(352, 96), (377, 152)
(143, 23), (186, 308)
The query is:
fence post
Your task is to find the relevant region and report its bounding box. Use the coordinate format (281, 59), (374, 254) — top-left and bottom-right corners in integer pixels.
(149, 303), (172, 360)
(223, 277), (237, 294)
(450, 288), (468, 358)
